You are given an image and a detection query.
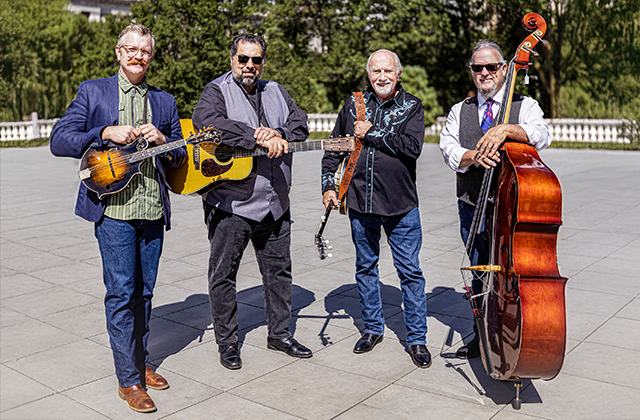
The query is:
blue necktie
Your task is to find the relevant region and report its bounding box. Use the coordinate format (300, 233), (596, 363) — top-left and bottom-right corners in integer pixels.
(480, 99), (495, 133)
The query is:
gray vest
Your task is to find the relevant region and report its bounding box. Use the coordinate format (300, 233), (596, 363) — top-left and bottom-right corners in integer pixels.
(457, 95), (522, 205)
(204, 71), (291, 221)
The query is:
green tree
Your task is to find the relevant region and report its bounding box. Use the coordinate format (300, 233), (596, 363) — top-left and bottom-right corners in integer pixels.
(264, 0), (447, 116)
(487, 0), (640, 119)
(265, 0), (384, 111)
(378, 0), (486, 112)
(401, 65), (443, 126)
(557, 0), (640, 119)
(0, 0), (80, 121)
(131, 0), (268, 118)
(69, 14), (124, 89)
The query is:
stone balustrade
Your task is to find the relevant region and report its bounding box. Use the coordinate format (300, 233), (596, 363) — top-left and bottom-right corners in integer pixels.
(307, 113), (339, 133)
(424, 116), (634, 143)
(0, 113), (59, 141)
(1, 112), (636, 144)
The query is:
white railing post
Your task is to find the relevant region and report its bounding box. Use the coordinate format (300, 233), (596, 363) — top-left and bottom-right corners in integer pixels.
(30, 112), (39, 140)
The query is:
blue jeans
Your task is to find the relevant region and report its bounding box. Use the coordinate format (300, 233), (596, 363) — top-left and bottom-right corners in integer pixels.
(94, 216), (164, 388)
(458, 199), (492, 339)
(349, 207), (427, 345)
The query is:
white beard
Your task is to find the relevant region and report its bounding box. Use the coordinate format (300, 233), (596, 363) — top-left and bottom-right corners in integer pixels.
(374, 82), (393, 98)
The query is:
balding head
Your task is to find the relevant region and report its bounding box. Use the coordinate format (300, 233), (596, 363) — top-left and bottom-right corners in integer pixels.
(366, 49), (403, 103)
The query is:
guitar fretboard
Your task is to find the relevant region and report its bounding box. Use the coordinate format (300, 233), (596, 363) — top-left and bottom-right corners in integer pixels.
(228, 137), (354, 158)
(128, 129), (221, 163)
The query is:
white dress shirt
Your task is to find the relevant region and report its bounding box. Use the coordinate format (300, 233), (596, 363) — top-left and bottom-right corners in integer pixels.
(439, 86), (551, 173)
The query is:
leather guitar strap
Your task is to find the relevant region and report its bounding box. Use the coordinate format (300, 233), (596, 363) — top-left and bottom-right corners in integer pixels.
(337, 92), (365, 202)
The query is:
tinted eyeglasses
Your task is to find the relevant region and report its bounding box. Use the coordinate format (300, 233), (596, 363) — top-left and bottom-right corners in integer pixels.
(470, 63), (503, 73)
(237, 55), (264, 65)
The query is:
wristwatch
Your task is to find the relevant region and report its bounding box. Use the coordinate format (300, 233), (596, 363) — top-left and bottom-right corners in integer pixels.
(276, 128), (286, 139)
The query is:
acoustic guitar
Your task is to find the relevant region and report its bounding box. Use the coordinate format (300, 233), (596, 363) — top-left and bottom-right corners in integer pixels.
(78, 126), (220, 199)
(167, 119), (356, 195)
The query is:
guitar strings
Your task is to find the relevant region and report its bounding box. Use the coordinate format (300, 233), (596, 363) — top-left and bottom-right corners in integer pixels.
(85, 136), (352, 176)
(85, 130), (217, 174)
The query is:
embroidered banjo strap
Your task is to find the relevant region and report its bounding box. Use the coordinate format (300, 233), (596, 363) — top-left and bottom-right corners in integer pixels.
(337, 92), (365, 202)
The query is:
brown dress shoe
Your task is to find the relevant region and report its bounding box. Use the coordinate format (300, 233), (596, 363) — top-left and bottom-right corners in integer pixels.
(145, 366), (169, 390)
(118, 384), (156, 413)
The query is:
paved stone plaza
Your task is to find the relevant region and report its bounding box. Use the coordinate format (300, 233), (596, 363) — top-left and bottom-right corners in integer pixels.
(1, 144), (639, 419)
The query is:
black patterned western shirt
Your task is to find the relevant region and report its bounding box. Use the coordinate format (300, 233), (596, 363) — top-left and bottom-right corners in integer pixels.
(321, 85), (425, 216)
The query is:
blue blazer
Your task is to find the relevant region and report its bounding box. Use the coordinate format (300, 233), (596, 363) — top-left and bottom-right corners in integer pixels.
(50, 74), (187, 230)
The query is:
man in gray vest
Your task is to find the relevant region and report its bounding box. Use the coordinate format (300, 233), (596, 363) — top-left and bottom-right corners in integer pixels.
(192, 34), (312, 370)
(439, 40), (550, 359)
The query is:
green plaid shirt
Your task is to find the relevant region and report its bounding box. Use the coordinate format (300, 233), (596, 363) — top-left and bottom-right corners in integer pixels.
(103, 73), (163, 221)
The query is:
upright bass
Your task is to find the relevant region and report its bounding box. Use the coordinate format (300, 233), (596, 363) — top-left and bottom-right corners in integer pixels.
(461, 13), (567, 409)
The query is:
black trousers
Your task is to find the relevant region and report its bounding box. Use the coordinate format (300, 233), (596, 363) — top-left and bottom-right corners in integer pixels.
(205, 204), (293, 346)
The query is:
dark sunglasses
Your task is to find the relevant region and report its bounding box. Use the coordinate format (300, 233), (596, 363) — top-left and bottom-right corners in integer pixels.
(470, 63), (503, 73)
(237, 55), (264, 65)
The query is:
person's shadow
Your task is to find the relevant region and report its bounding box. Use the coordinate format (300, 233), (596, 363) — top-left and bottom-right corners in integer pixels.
(426, 286), (542, 408)
(312, 282), (410, 347)
(427, 286), (475, 355)
(147, 293), (212, 367)
(147, 284), (316, 366)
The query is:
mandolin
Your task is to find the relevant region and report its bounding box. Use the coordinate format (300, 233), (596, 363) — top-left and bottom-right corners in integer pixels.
(78, 126), (220, 199)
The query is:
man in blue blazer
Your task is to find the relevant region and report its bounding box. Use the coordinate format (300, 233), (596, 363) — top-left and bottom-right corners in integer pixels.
(50, 23), (186, 413)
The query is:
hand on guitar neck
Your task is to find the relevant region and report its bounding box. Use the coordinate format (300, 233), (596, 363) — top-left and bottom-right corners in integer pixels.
(322, 190), (340, 211)
(253, 127), (288, 158)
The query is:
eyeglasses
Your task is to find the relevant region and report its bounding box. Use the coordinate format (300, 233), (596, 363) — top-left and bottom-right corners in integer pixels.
(470, 63), (503, 73)
(120, 45), (154, 59)
(236, 55), (264, 65)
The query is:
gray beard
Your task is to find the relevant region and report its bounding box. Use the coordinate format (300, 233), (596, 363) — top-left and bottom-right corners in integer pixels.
(233, 71), (258, 89)
(479, 84), (498, 97)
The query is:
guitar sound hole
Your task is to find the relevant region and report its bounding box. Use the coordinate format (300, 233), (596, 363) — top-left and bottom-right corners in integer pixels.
(214, 145), (234, 163)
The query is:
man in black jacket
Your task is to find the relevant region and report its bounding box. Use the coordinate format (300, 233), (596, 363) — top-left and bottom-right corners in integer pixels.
(321, 49), (431, 368)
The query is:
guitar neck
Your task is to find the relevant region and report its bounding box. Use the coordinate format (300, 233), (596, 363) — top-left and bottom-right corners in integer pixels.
(128, 138), (189, 163)
(232, 138), (353, 158)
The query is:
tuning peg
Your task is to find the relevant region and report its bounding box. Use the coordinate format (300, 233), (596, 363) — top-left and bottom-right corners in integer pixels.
(327, 245), (333, 251)
(327, 253), (332, 258)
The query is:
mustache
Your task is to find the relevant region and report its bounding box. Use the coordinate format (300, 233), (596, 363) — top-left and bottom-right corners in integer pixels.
(126, 58), (146, 66)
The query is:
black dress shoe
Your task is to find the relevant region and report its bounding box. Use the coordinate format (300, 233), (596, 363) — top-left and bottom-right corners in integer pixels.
(456, 338), (480, 359)
(267, 336), (313, 358)
(353, 333), (383, 354)
(409, 344), (432, 368)
(219, 343), (242, 370)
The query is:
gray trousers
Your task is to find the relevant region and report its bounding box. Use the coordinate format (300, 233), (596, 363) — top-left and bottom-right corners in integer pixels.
(205, 204), (293, 345)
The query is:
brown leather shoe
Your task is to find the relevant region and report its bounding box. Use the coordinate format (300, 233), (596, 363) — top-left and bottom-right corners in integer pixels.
(145, 366), (169, 390)
(118, 384), (156, 413)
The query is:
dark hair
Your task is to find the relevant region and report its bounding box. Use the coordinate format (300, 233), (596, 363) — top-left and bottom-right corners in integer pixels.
(469, 40), (506, 66)
(230, 34), (267, 58)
